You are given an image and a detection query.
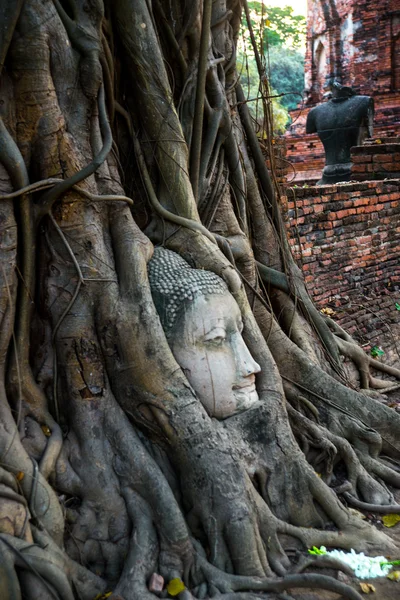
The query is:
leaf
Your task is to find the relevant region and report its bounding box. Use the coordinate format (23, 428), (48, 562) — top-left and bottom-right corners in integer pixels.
(359, 582), (376, 593)
(320, 307), (336, 316)
(387, 570), (400, 581)
(41, 424), (51, 437)
(395, 302), (400, 311)
(308, 546), (326, 555)
(16, 471), (24, 481)
(382, 514), (400, 528)
(370, 346), (384, 358)
(166, 578), (186, 596)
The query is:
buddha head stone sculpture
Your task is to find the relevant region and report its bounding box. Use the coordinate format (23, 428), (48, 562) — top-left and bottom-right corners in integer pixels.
(306, 82), (374, 185)
(148, 247), (261, 419)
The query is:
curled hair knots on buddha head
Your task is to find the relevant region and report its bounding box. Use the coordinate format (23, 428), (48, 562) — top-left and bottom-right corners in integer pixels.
(148, 247), (229, 336)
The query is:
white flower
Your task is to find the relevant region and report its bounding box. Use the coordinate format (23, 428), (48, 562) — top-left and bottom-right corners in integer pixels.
(320, 548), (392, 579)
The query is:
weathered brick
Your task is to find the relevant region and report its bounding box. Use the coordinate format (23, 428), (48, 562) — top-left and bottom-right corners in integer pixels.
(352, 164), (367, 173)
(352, 155), (372, 163)
(281, 176), (400, 343)
(373, 154), (393, 162)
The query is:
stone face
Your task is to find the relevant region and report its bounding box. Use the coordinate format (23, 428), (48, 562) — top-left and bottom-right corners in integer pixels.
(285, 0), (400, 185)
(148, 248), (261, 420)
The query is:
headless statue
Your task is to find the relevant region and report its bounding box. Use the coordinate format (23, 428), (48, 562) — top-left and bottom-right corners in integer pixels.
(306, 82), (374, 185)
(148, 247), (260, 419)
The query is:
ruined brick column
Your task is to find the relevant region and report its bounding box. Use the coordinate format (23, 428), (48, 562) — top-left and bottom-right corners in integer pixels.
(284, 0), (400, 185)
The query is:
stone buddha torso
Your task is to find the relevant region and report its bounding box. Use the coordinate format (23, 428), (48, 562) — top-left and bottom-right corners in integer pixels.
(306, 86), (374, 185)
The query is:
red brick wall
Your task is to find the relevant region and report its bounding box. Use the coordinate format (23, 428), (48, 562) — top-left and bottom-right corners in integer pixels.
(282, 180), (400, 346)
(284, 0), (400, 184)
(351, 141), (400, 181)
(303, 0), (400, 104)
(285, 113), (400, 185)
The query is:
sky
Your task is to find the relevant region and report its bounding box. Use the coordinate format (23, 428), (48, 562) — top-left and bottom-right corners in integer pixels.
(263, 0), (307, 17)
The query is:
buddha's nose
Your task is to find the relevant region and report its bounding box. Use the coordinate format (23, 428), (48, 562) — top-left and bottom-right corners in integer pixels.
(235, 334), (261, 378)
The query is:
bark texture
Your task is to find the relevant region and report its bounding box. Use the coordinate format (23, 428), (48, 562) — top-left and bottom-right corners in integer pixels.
(0, 1), (400, 599)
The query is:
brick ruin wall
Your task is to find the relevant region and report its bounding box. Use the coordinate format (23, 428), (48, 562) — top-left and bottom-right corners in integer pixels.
(285, 116), (400, 186)
(351, 141), (400, 181)
(284, 0), (400, 185)
(282, 180), (400, 360)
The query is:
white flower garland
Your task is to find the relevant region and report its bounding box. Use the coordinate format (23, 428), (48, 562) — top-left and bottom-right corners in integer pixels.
(314, 547), (392, 579)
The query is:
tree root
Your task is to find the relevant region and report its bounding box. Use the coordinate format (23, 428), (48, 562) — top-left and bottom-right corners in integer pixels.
(0, 524), (108, 600)
(37, 83), (112, 218)
(256, 260), (342, 367)
(111, 489), (159, 599)
(0, 534), (74, 600)
(189, 0), (212, 202)
(1, 107), (63, 484)
(32, 527), (107, 600)
(0, 177), (133, 205)
(294, 555), (354, 577)
(285, 395), (395, 505)
(0, 393), (64, 544)
(277, 514), (397, 555)
(195, 552), (363, 599)
(343, 492), (400, 514)
(286, 403), (337, 481)
(132, 130), (217, 245)
(326, 317), (400, 390)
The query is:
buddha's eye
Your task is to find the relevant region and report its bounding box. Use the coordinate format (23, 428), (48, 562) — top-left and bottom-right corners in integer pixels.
(205, 335), (226, 346)
(203, 329), (226, 346)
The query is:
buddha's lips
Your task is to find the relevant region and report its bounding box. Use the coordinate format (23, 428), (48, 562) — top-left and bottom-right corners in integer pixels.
(233, 377), (256, 391)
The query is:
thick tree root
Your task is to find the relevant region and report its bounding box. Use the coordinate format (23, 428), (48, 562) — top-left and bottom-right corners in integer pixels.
(326, 317), (400, 390)
(294, 555), (355, 576)
(343, 492), (400, 514)
(286, 399), (396, 505)
(0, 534), (74, 600)
(277, 516), (397, 555)
(194, 552), (363, 599)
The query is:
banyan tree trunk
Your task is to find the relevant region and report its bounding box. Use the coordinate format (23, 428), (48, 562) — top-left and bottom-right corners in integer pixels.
(0, 1), (400, 599)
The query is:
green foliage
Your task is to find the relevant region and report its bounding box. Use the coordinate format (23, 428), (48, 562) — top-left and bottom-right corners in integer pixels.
(245, 2), (306, 50)
(308, 546), (327, 555)
(238, 3), (306, 131)
(267, 46), (304, 112)
(370, 346), (385, 358)
(237, 53), (289, 135)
